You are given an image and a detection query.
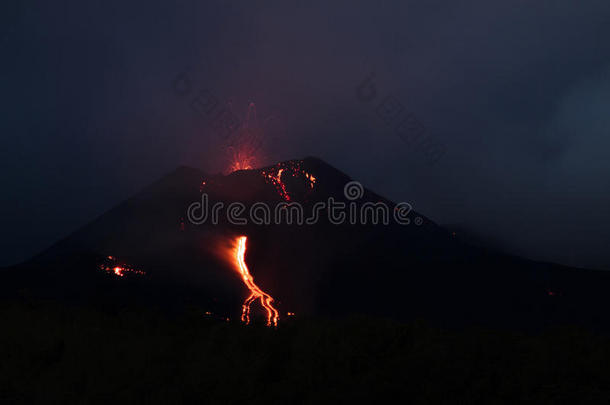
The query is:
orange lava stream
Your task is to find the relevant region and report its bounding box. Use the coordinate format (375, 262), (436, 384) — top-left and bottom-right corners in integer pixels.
(234, 236), (279, 327)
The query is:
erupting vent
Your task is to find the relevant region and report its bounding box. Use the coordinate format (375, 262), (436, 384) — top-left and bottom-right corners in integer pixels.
(227, 149), (257, 172)
(225, 102), (264, 173)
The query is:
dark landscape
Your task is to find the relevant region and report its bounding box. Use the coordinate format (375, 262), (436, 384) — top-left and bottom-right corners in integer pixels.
(4, 301), (610, 404)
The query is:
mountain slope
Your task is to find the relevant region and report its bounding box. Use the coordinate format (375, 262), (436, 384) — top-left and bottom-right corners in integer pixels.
(3, 157), (610, 329)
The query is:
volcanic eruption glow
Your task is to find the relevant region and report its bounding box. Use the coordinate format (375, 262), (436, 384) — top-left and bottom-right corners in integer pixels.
(224, 102), (266, 174)
(228, 149), (257, 172)
(233, 236), (279, 327)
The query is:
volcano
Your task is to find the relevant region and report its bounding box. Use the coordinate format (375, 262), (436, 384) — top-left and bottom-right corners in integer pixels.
(4, 157), (610, 329)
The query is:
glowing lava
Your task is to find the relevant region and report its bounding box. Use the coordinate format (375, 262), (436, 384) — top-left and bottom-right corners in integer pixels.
(261, 160), (317, 201)
(233, 236), (279, 327)
(99, 256), (145, 278)
(227, 149), (256, 172)
(225, 102), (265, 173)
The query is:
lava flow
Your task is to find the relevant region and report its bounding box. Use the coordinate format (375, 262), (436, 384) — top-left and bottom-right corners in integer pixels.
(233, 236), (279, 327)
(261, 160), (317, 201)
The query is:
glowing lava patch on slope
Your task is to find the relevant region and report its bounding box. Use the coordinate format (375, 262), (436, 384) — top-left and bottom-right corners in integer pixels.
(233, 236), (279, 327)
(261, 160), (316, 201)
(99, 256), (145, 278)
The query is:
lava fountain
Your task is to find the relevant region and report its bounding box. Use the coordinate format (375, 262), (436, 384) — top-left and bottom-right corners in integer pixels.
(233, 236), (279, 327)
(225, 102), (265, 173)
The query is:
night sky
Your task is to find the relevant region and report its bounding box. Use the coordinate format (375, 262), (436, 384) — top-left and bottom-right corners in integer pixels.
(1, 1), (609, 269)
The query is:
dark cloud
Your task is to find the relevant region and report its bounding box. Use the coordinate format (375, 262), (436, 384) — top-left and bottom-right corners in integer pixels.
(1, 0), (609, 268)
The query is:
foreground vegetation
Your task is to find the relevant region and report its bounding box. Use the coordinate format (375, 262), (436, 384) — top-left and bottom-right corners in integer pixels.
(1, 301), (610, 404)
